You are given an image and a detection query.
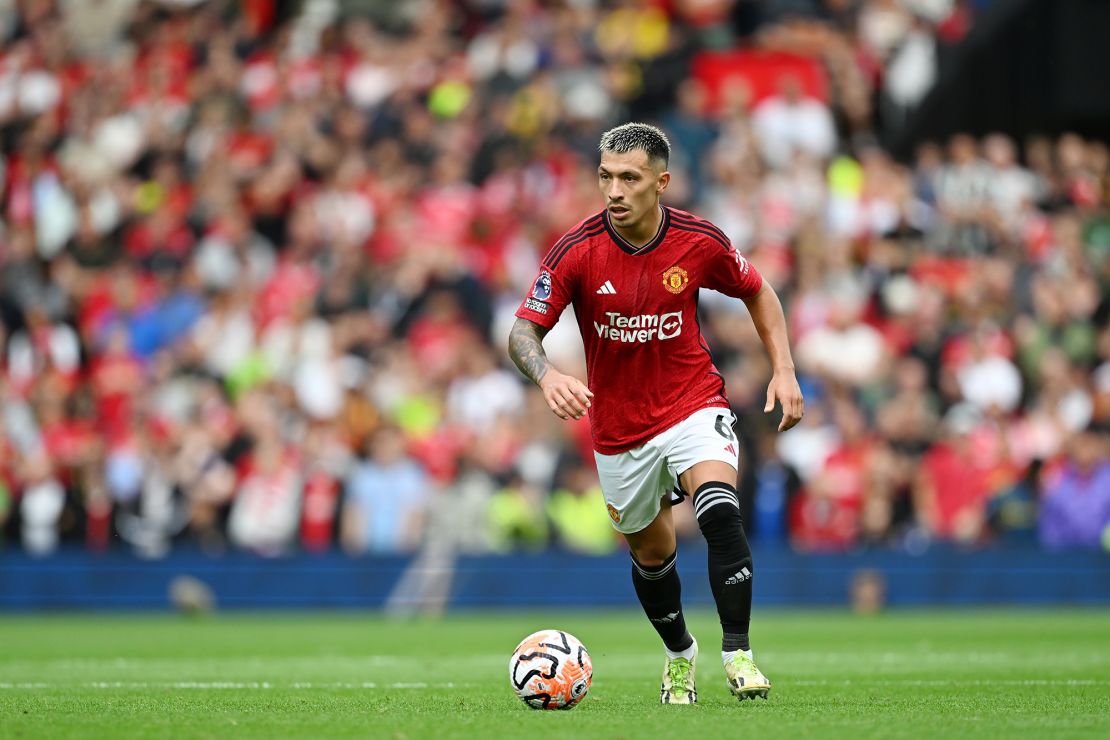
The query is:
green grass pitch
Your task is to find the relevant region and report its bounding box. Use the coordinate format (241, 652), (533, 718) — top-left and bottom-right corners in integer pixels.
(1, 609), (1108, 738)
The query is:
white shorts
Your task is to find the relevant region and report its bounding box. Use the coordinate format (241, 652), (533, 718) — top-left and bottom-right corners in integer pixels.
(594, 407), (739, 534)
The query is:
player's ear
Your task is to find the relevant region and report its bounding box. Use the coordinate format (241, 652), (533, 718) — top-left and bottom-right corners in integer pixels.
(657, 170), (670, 195)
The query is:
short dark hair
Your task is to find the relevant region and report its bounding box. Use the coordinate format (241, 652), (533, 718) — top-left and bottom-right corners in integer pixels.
(599, 122), (670, 169)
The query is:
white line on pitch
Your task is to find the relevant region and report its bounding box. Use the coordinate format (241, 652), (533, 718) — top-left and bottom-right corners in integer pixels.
(790, 679), (1106, 686)
(0, 681), (464, 690)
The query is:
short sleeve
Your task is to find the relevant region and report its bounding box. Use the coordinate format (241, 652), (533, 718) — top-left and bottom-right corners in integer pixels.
(515, 252), (577, 329)
(703, 244), (763, 299)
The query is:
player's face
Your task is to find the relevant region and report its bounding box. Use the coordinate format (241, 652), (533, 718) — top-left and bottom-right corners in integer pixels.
(598, 149), (669, 229)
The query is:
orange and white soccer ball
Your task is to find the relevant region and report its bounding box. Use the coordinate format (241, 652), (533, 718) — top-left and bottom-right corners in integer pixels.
(508, 629), (592, 710)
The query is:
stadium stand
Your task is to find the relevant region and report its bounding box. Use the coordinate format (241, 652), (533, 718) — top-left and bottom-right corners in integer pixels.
(0, 0), (1106, 565)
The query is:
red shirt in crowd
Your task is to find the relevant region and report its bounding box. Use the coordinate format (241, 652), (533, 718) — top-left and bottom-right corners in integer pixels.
(790, 440), (875, 551)
(920, 441), (992, 537)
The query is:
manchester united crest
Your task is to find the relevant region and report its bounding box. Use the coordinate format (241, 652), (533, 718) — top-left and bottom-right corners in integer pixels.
(662, 266), (689, 294)
(607, 503), (621, 524)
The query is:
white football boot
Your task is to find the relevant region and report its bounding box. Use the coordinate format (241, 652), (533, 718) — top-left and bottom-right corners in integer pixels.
(660, 639), (697, 704)
(725, 651), (770, 701)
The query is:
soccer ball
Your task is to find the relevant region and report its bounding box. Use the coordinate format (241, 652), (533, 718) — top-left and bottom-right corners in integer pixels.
(508, 629), (592, 710)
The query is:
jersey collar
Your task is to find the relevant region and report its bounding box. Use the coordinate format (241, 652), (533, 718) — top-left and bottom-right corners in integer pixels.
(603, 205), (670, 256)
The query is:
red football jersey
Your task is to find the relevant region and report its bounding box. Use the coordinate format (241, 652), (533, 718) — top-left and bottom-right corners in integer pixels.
(515, 206), (764, 454)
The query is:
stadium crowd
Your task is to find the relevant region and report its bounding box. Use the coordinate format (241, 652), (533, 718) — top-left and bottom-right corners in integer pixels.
(0, 0), (1107, 559)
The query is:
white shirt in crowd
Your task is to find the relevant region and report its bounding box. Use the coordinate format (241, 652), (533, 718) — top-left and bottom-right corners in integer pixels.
(752, 94), (836, 170)
(957, 354), (1023, 413)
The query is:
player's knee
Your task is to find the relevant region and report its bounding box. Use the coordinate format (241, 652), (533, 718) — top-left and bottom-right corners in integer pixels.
(630, 547), (675, 569)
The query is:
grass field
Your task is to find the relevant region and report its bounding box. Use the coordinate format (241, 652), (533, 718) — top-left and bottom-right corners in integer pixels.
(1, 609), (1108, 739)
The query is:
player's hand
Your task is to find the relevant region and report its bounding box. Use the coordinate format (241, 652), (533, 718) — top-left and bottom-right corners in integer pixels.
(539, 370), (594, 421)
(765, 369), (804, 432)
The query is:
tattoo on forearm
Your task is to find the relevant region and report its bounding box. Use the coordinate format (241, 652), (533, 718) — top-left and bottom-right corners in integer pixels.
(508, 319), (552, 386)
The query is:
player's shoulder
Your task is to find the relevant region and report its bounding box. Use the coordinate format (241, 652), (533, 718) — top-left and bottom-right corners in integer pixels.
(541, 210), (606, 270)
(666, 206), (732, 254)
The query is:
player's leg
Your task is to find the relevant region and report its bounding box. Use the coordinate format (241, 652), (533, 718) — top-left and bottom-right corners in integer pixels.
(678, 461), (754, 656)
(595, 446), (697, 704)
(623, 503), (698, 704)
(623, 501), (695, 654)
(670, 409), (769, 700)
(679, 460), (768, 699)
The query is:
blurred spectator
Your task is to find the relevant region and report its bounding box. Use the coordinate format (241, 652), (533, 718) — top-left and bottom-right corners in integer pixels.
(487, 472), (548, 553)
(884, 15), (937, 114)
(934, 134), (993, 254)
(341, 424), (430, 555)
(913, 405), (994, 544)
(982, 134), (1036, 231)
(795, 289), (888, 388)
(986, 459), (1040, 544)
(662, 79), (718, 203)
(790, 400), (878, 552)
(751, 74), (836, 170)
(18, 451), (65, 555)
(227, 426), (302, 556)
(445, 337), (524, 435)
(776, 398), (839, 487)
(424, 450), (497, 555)
(1039, 424), (1110, 551)
(954, 328), (1023, 414)
(546, 460), (618, 556)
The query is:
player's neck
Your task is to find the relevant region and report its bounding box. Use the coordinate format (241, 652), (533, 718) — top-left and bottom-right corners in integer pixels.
(612, 204), (664, 249)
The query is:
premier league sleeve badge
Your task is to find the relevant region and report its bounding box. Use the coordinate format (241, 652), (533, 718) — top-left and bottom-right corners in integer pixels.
(532, 270), (553, 301)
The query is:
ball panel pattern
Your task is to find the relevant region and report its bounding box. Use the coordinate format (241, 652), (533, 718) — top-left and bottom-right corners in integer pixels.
(508, 629), (593, 710)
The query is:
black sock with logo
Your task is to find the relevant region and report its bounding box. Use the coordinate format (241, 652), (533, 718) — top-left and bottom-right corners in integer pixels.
(692, 481), (753, 652)
(631, 550), (694, 653)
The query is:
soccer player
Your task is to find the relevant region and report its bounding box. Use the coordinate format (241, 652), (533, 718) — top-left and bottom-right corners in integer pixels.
(508, 123), (804, 704)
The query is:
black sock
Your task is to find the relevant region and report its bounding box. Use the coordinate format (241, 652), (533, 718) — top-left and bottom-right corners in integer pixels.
(692, 481), (753, 653)
(630, 550), (694, 653)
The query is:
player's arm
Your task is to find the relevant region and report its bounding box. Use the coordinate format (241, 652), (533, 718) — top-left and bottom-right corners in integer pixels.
(508, 317), (593, 421)
(742, 284), (804, 432)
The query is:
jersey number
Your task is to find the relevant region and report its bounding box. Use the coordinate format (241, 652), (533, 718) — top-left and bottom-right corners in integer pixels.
(715, 414), (735, 441)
